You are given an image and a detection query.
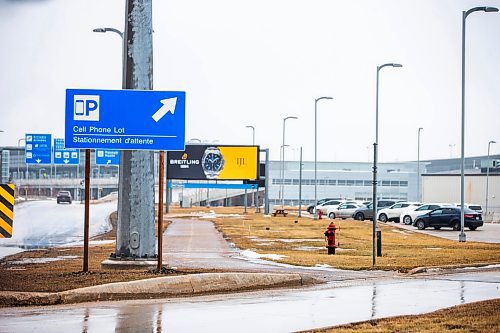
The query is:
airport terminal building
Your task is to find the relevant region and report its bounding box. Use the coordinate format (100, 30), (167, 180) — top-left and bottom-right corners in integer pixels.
(1, 146), (499, 212)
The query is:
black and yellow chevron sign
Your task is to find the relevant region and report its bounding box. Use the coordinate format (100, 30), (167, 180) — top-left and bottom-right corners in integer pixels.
(0, 184), (14, 238)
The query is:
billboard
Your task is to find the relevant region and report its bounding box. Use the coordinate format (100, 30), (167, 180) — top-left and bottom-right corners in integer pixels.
(167, 145), (259, 180)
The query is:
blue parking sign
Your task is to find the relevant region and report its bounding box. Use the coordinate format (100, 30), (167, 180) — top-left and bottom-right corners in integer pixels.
(25, 133), (51, 164)
(65, 89), (186, 151)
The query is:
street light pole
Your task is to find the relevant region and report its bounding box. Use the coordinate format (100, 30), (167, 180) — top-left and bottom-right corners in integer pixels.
(245, 125), (256, 210)
(417, 127), (423, 202)
(281, 116), (297, 207)
(372, 63), (402, 266)
(486, 140), (496, 219)
(314, 97), (333, 220)
(459, 6), (498, 243)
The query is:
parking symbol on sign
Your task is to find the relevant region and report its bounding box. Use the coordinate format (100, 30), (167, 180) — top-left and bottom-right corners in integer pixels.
(74, 95), (100, 121)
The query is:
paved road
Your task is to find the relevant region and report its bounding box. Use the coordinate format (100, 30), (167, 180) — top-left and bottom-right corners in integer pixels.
(163, 218), (395, 282)
(388, 221), (500, 243)
(1, 269), (499, 332)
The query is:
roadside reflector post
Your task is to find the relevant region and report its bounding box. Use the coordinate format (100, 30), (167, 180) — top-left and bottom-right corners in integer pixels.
(83, 149), (91, 272)
(157, 151), (164, 271)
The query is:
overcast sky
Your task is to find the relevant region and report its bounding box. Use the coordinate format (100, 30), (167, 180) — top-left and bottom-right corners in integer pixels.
(1, 0), (499, 163)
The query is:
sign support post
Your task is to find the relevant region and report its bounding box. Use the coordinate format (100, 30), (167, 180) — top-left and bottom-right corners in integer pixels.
(83, 149), (90, 272)
(157, 151), (164, 271)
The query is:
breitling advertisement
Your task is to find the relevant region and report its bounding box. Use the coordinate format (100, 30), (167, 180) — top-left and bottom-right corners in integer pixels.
(166, 145), (259, 180)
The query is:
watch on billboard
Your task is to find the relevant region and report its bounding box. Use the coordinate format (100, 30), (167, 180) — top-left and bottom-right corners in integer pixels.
(167, 145), (258, 180)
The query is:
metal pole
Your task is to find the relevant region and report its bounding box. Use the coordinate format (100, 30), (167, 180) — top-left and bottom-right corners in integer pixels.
(459, 10), (467, 243)
(83, 149), (91, 272)
(157, 151), (164, 271)
(459, 6), (499, 242)
(372, 66), (380, 267)
(244, 188), (248, 213)
(486, 141), (496, 219)
(314, 99), (317, 219)
(298, 146), (303, 217)
(417, 127), (423, 202)
(372, 63), (402, 265)
(313, 97), (332, 219)
(264, 148), (270, 214)
(281, 119), (285, 207)
(281, 117), (297, 207)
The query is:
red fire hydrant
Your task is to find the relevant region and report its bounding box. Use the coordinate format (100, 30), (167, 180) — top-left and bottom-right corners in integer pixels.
(324, 222), (337, 255)
(318, 209), (323, 220)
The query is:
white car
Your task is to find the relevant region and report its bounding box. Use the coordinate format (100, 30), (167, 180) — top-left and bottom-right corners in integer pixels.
(399, 203), (454, 225)
(377, 202), (422, 223)
(327, 203), (363, 219)
(454, 203), (483, 214)
(316, 200), (346, 215)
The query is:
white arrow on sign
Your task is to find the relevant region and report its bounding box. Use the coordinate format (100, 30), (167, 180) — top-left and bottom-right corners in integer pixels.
(106, 160), (111, 165)
(64, 159), (69, 164)
(36, 159), (41, 163)
(152, 98), (177, 122)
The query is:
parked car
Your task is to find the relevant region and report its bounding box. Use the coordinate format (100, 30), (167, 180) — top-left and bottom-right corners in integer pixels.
(399, 203), (454, 225)
(351, 200), (398, 221)
(377, 202), (422, 223)
(316, 200), (347, 215)
(413, 207), (483, 231)
(306, 198), (341, 214)
(454, 203), (483, 214)
(328, 203), (362, 219)
(57, 190), (72, 204)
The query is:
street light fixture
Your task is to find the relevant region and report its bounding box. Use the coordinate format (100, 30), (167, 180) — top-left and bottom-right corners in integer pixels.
(314, 97), (333, 220)
(372, 62), (402, 266)
(417, 127), (423, 202)
(486, 140), (496, 220)
(281, 116), (297, 207)
(245, 125), (255, 145)
(93, 27), (125, 88)
(459, 6), (498, 243)
(93, 27), (123, 38)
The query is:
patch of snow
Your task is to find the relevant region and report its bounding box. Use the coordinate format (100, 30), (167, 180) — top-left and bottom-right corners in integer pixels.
(425, 247), (442, 250)
(9, 255), (80, 265)
(315, 263), (333, 268)
(59, 240), (115, 248)
(294, 246), (324, 251)
(0, 246), (25, 260)
(239, 249), (287, 260)
(276, 238), (319, 243)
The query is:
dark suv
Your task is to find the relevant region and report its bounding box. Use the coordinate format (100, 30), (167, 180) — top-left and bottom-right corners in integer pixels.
(57, 190), (72, 204)
(351, 200), (397, 221)
(413, 207), (483, 231)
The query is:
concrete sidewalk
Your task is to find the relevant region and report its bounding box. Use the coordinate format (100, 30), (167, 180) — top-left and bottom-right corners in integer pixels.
(0, 272), (317, 307)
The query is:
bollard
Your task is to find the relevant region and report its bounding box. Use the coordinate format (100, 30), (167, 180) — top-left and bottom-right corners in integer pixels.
(376, 230), (382, 257)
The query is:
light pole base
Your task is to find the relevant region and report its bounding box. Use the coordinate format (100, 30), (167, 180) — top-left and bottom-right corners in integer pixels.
(459, 232), (466, 242)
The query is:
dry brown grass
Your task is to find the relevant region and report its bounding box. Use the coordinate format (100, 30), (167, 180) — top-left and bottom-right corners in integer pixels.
(305, 298), (500, 333)
(181, 207), (500, 271)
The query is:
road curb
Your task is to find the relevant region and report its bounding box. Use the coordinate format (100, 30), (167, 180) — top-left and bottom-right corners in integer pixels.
(0, 272), (317, 307)
(408, 262), (500, 275)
